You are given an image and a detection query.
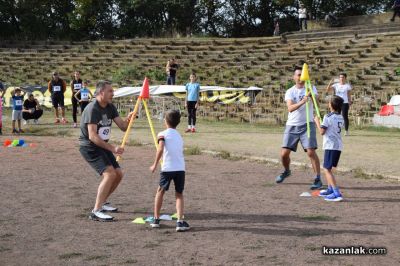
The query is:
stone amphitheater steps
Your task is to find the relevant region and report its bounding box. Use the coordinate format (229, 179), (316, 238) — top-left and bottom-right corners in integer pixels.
(1, 23), (400, 123)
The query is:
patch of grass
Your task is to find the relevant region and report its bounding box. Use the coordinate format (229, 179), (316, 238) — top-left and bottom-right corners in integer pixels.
(243, 244), (264, 250)
(304, 244), (319, 251)
(28, 127), (72, 137)
(133, 207), (148, 213)
(85, 255), (110, 261)
(215, 150), (231, 159)
(58, 252), (83, 260)
(184, 146), (201, 155)
(352, 168), (384, 180)
(0, 246), (11, 252)
(127, 139), (143, 146)
(298, 231), (322, 237)
(360, 126), (400, 133)
(124, 258), (138, 264)
(263, 183), (275, 187)
(301, 215), (334, 221)
(75, 213), (88, 218)
(143, 242), (160, 248)
(106, 243), (119, 247)
(0, 233), (14, 239)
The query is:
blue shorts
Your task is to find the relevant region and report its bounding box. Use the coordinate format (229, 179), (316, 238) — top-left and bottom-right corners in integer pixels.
(282, 123), (318, 152)
(323, 150), (341, 170)
(159, 171), (185, 193)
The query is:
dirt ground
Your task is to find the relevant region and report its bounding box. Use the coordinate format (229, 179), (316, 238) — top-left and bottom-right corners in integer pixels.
(1, 136), (400, 266)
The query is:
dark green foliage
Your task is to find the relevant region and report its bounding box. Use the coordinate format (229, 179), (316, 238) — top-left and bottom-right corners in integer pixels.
(0, 0), (395, 40)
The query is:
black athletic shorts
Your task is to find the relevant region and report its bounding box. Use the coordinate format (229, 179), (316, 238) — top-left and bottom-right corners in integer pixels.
(159, 171), (185, 193)
(51, 94), (64, 108)
(79, 145), (120, 175)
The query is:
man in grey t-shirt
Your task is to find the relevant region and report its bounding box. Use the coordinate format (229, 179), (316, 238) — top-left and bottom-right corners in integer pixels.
(79, 80), (133, 222)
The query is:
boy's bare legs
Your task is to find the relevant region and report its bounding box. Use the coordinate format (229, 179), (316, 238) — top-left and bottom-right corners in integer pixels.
(17, 119), (21, 131)
(175, 192), (184, 220)
(324, 168), (337, 188)
(12, 120), (16, 131)
(154, 187), (165, 219)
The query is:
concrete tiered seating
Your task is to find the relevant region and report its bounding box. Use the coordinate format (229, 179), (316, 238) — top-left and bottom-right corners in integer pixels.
(1, 21), (400, 124)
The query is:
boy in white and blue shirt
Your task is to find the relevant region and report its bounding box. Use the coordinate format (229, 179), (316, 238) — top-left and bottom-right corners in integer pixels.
(149, 110), (190, 231)
(11, 87), (26, 134)
(314, 95), (345, 202)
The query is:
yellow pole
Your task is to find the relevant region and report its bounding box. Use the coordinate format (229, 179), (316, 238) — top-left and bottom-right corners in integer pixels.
(307, 80), (322, 123)
(305, 84), (310, 138)
(142, 99), (158, 150)
(116, 96), (142, 162)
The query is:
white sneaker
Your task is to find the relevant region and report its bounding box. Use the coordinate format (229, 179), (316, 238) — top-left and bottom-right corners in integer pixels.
(345, 130), (349, 136)
(101, 202), (118, 212)
(34, 119), (39, 124)
(89, 209), (114, 221)
(23, 120), (28, 125)
(73, 123), (77, 128)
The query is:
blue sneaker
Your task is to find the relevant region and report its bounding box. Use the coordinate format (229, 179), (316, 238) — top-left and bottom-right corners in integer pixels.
(319, 188), (333, 197)
(276, 170), (291, 183)
(324, 193), (343, 202)
(310, 178), (323, 190)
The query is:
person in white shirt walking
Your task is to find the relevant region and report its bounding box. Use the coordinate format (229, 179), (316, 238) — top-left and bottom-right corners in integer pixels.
(326, 73), (352, 136)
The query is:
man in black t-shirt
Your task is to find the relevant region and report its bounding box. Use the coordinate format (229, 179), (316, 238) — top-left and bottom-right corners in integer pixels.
(79, 80), (133, 222)
(167, 58), (179, 85)
(22, 93), (43, 123)
(48, 71), (67, 124)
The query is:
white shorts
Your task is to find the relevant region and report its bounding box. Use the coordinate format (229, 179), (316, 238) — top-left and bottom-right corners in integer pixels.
(12, 110), (22, 121)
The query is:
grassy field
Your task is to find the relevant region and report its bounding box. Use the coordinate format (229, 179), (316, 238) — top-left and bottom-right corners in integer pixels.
(1, 107), (400, 178)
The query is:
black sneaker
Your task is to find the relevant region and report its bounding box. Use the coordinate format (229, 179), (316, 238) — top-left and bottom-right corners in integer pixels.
(176, 221), (190, 232)
(89, 209), (114, 222)
(150, 218), (161, 228)
(12, 129), (18, 134)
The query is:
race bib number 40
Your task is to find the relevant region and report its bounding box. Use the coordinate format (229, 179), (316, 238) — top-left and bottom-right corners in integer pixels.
(53, 86), (61, 92)
(15, 100), (22, 106)
(98, 126), (111, 141)
(74, 84), (82, 90)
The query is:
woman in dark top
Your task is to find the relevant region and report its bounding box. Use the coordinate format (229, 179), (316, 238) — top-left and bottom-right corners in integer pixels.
(23, 93), (43, 124)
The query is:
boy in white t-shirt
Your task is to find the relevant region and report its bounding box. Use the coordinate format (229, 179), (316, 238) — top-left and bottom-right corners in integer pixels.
(327, 73), (352, 136)
(314, 96), (345, 202)
(149, 110), (190, 232)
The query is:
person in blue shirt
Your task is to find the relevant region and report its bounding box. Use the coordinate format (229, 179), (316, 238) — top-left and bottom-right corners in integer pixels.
(74, 81), (94, 124)
(11, 87), (26, 134)
(184, 73), (200, 133)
